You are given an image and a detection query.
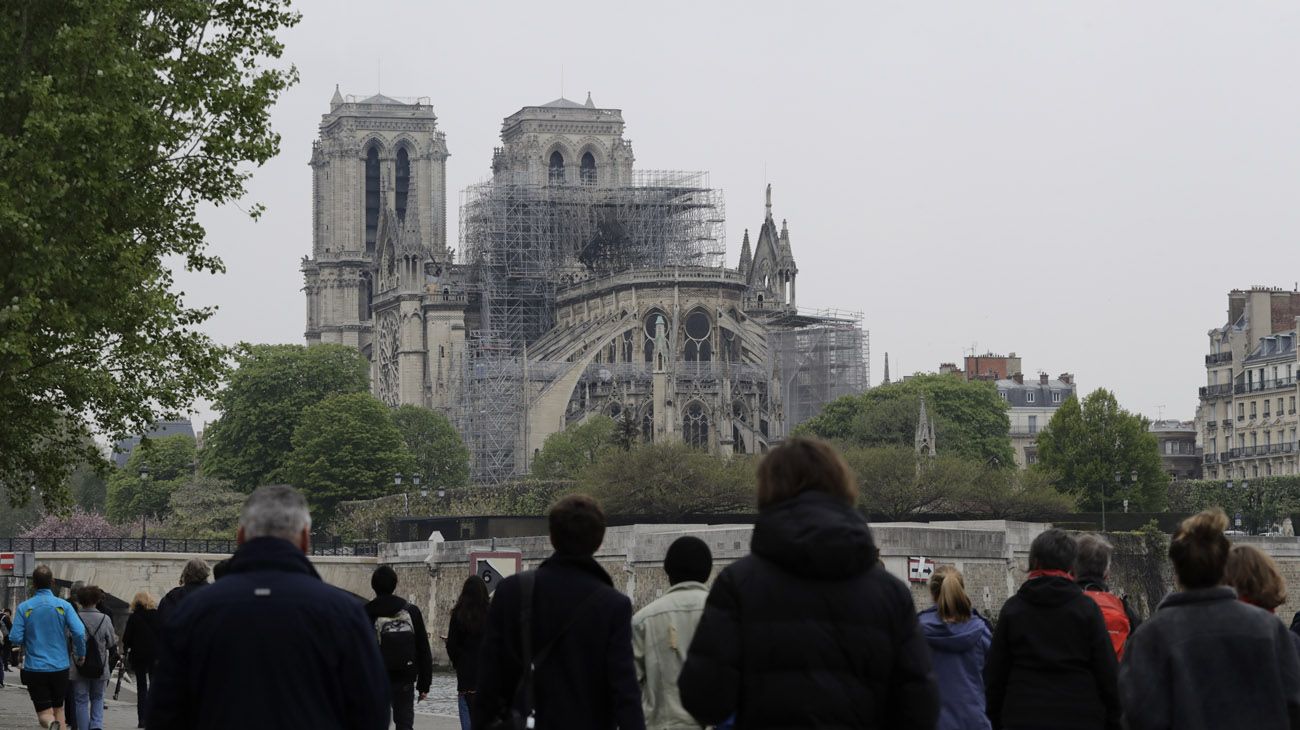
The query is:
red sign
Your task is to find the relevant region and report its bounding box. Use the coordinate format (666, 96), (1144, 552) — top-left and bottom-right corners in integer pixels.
(0, 553), (14, 571)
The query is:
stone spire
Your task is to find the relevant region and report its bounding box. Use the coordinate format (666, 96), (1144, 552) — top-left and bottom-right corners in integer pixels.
(765, 183), (773, 220)
(779, 218), (793, 260)
(883, 352), (891, 385)
(738, 229), (752, 275)
(915, 394), (936, 457)
(330, 84), (344, 110)
(585, 91), (595, 108)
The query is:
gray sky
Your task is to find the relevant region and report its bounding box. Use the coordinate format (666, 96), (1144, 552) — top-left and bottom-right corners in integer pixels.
(179, 0), (1300, 429)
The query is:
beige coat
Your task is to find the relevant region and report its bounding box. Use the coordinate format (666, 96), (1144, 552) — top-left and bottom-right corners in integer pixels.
(632, 581), (709, 730)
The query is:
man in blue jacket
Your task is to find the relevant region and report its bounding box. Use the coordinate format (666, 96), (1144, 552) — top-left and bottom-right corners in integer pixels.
(12, 564), (86, 730)
(147, 485), (389, 730)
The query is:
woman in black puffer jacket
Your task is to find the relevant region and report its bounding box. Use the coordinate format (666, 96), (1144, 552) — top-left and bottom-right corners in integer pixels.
(679, 437), (938, 729)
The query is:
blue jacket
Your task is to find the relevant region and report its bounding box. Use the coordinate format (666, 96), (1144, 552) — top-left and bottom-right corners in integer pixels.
(147, 537), (390, 730)
(919, 607), (992, 730)
(12, 588), (86, 672)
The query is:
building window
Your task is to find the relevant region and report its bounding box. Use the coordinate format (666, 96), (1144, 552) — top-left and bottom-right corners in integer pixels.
(1291, 396), (1296, 414)
(395, 146), (410, 221)
(1028, 415), (1037, 434)
(1052, 391), (1062, 404)
(999, 391), (1008, 401)
(1251, 401), (1258, 418)
(1265, 402), (1271, 418)
(683, 309), (712, 363)
(580, 152), (597, 186)
(548, 150), (566, 184)
(1251, 432), (1258, 447)
(1239, 403), (1245, 420)
(1026, 391), (1036, 404)
(364, 145), (380, 255)
(683, 401), (709, 449)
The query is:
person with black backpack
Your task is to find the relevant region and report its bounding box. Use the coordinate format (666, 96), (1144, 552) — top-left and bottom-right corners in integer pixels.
(71, 585), (118, 730)
(364, 566), (433, 730)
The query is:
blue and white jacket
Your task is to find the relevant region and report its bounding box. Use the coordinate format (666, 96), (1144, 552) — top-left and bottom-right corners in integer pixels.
(11, 588), (86, 672)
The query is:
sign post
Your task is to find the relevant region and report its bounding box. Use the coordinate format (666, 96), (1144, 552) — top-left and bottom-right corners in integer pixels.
(468, 550), (523, 595)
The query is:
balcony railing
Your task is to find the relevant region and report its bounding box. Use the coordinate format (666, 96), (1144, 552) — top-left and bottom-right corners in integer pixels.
(1201, 384), (1233, 399)
(1204, 453), (1219, 464)
(1221, 419), (1233, 428)
(1206, 352), (1233, 366)
(1206, 421), (1218, 432)
(1235, 377), (1297, 395)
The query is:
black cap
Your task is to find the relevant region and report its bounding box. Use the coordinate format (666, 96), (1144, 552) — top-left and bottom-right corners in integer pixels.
(664, 536), (713, 585)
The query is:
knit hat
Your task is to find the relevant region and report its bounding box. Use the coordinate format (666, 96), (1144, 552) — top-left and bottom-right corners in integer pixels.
(664, 536), (713, 585)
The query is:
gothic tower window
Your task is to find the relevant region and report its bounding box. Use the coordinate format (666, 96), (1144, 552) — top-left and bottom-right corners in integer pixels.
(364, 146), (380, 254)
(395, 146), (410, 221)
(684, 309), (712, 363)
(359, 273), (372, 321)
(580, 152), (597, 186)
(683, 401), (709, 449)
(643, 311), (666, 363)
(549, 151), (566, 184)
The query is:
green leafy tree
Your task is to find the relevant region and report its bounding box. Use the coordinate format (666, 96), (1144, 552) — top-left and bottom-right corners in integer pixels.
(959, 467), (1077, 519)
(68, 456), (109, 513)
(203, 344), (370, 492)
(575, 443), (755, 517)
(106, 434), (196, 523)
(152, 476), (245, 540)
(390, 405), (470, 488)
(613, 410), (641, 451)
(797, 374), (1014, 466)
(1034, 389), (1168, 512)
(0, 0), (299, 505)
(532, 416), (618, 480)
(843, 446), (974, 521)
(278, 392), (414, 524)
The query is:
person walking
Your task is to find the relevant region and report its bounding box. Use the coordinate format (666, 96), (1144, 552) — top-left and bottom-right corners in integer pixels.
(11, 565), (86, 730)
(984, 528), (1120, 730)
(474, 495), (645, 730)
(121, 591), (161, 728)
(1073, 534), (1139, 660)
(679, 438), (938, 729)
(364, 566), (434, 730)
(156, 558), (209, 622)
(1121, 510), (1300, 730)
(148, 485), (389, 729)
(445, 575), (489, 730)
(919, 566), (992, 730)
(633, 535), (712, 730)
(70, 585), (117, 730)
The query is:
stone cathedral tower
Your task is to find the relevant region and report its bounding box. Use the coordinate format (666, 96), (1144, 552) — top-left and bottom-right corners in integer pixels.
(302, 89), (451, 405)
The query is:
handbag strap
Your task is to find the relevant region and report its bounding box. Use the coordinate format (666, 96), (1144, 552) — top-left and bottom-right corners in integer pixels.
(514, 571), (605, 726)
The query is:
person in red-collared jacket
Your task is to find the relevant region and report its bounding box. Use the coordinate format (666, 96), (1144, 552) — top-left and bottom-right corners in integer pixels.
(984, 528), (1120, 730)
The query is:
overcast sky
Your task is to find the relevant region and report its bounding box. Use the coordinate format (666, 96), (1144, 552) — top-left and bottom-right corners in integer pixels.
(178, 0), (1300, 430)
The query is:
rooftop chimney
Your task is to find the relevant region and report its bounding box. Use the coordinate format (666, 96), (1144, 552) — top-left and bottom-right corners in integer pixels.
(1059, 372), (1074, 385)
(1039, 372), (1049, 385)
(1013, 372), (1024, 385)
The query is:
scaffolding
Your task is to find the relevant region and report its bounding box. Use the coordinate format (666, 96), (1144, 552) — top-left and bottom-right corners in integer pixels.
(457, 170), (727, 483)
(766, 310), (870, 429)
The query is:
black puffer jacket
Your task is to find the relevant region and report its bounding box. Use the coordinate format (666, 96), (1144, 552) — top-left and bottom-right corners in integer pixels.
(984, 575), (1120, 730)
(679, 491), (938, 729)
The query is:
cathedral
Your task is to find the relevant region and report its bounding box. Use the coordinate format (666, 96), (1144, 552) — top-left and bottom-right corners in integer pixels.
(303, 90), (867, 483)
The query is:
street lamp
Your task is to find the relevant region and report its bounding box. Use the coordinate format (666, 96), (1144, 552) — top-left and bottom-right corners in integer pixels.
(138, 465), (150, 549)
(1107, 470), (1139, 533)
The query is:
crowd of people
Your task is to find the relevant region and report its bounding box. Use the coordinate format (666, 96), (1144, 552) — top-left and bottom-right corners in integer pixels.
(4, 438), (1300, 729)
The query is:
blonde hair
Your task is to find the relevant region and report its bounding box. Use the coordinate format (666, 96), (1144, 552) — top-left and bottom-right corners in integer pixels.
(929, 565), (972, 623)
(131, 591), (157, 612)
(1224, 544), (1287, 610)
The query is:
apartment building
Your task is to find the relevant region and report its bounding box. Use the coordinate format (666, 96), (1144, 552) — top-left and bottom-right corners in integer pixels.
(999, 372), (1077, 467)
(1149, 420), (1201, 480)
(1200, 287), (1300, 480)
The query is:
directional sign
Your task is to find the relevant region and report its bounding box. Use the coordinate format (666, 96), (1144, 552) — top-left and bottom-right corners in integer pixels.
(469, 550), (522, 595)
(908, 556), (936, 584)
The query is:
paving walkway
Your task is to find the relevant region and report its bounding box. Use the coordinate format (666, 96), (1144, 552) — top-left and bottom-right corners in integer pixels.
(0, 673), (461, 729)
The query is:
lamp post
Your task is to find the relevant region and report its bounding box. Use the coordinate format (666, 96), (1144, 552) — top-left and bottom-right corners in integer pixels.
(138, 465), (150, 550)
(1108, 470), (1139, 533)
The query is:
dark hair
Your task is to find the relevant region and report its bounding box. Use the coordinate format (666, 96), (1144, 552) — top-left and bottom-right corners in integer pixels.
(371, 565), (398, 595)
(755, 437), (858, 510)
(664, 536), (713, 585)
(32, 565), (53, 590)
(1028, 528), (1077, 572)
(1224, 544), (1287, 610)
(1074, 533), (1112, 582)
(548, 494), (606, 555)
(452, 575), (490, 634)
(180, 558), (210, 585)
(1170, 508), (1231, 589)
(76, 585), (104, 609)
(212, 559), (231, 581)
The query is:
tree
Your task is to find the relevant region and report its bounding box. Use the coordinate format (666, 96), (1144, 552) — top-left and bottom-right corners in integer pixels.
(203, 344), (370, 492)
(843, 446), (973, 521)
(0, 1), (299, 506)
(106, 434), (196, 523)
(532, 416), (618, 480)
(797, 374), (1014, 466)
(20, 507), (122, 539)
(959, 467), (1077, 519)
(152, 476), (245, 540)
(278, 392), (414, 524)
(1034, 389), (1168, 512)
(576, 443), (755, 517)
(390, 405), (470, 488)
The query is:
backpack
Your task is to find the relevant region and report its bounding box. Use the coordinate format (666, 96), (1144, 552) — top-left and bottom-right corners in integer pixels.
(79, 614), (107, 679)
(1084, 589), (1131, 660)
(374, 603), (416, 675)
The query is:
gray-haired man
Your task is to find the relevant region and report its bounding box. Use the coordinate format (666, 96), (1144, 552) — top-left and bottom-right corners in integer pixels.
(147, 485), (389, 729)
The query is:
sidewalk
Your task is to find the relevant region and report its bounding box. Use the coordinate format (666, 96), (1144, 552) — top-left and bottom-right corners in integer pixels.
(0, 678), (461, 729)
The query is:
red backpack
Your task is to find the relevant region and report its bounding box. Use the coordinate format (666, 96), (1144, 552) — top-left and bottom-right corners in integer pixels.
(1084, 589), (1131, 659)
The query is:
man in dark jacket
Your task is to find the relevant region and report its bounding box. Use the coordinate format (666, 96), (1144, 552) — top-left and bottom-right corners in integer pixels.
(148, 485), (389, 730)
(364, 566), (433, 730)
(157, 558), (210, 622)
(474, 495), (644, 730)
(679, 488), (937, 729)
(985, 528), (1120, 730)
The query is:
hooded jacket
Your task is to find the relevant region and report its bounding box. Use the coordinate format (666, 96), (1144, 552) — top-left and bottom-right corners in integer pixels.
(919, 607), (992, 730)
(1121, 586), (1300, 730)
(984, 575), (1120, 730)
(147, 537), (390, 730)
(678, 491), (938, 729)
